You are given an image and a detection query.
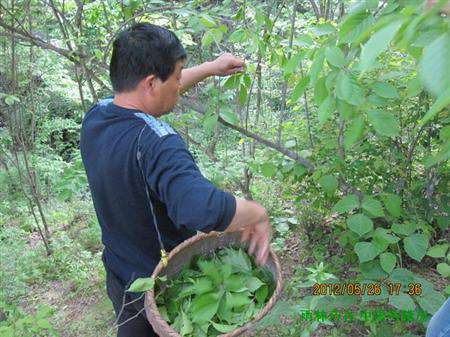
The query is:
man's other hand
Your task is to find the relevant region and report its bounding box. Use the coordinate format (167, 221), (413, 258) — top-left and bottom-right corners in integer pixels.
(225, 198), (272, 266)
(208, 53), (245, 76)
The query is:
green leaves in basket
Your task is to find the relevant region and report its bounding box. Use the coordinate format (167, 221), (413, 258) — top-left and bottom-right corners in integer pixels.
(127, 277), (154, 292)
(154, 247), (275, 337)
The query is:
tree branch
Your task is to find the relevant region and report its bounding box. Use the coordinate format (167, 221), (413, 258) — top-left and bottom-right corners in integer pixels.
(178, 97), (315, 171)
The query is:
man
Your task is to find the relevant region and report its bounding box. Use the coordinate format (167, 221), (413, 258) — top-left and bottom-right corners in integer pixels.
(80, 23), (271, 336)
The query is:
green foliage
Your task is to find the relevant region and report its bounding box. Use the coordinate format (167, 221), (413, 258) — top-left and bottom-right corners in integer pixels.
(0, 303), (59, 337)
(154, 247), (275, 336)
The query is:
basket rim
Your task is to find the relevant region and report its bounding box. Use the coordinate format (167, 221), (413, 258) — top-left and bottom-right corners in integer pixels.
(144, 230), (283, 337)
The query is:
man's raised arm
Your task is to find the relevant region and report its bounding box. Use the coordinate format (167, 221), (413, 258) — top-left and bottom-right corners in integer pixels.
(179, 53), (245, 94)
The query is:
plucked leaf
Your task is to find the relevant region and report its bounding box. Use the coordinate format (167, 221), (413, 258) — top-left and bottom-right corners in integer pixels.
(190, 293), (220, 323)
(127, 277), (154, 292)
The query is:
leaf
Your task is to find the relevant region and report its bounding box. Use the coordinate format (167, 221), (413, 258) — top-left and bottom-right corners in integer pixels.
(360, 260), (388, 280)
(367, 109), (400, 137)
(347, 214), (373, 237)
(419, 32), (450, 97)
(389, 293), (415, 311)
(199, 14), (216, 28)
(419, 87), (450, 126)
(202, 30), (214, 47)
(180, 310), (194, 336)
(404, 234), (428, 262)
(220, 108), (239, 125)
(255, 284), (269, 304)
(225, 291), (252, 309)
(261, 162), (277, 178)
(284, 52), (303, 76)
(127, 277), (154, 292)
(371, 82), (399, 99)
(380, 252), (396, 273)
(406, 77), (423, 98)
(202, 113), (218, 133)
(36, 319), (52, 330)
(325, 46), (346, 67)
(436, 263), (450, 277)
(223, 74), (241, 89)
(309, 49), (325, 85)
(4, 95), (20, 106)
(314, 77), (328, 106)
(361, 195), (384, 217)
(332, 194), (359, 213)
(290, 76), (310, 104)
(239, 85), (248, 105)
(190, 293), (220, 323)
(373, 228), (399, 244)
(220, 248), (252, 273)
(318, 175), (338, 194)
(224, 274), (248, 292)
(344, 116), (365, 148)
(212, 322), (238, 333)
(339, 12), (373, 44)
(427, 244), (449, 258)
(416, 290), (446, 314)
(381, 194), (402, 218)
(354, 242), (378, 263)
(336, 73), (365, 106)
(391, 222), (416, 236)
(359, 20), (403, 73)
(246, 276), (265, 292)
(318, 95), (335, 125)
(311, 23), (335, 36)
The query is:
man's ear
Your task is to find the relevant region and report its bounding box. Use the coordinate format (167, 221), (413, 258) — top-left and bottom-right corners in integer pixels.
(142, 74), (157, 95)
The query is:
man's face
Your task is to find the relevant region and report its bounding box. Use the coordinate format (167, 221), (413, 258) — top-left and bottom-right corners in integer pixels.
(151, 60), (184, 116)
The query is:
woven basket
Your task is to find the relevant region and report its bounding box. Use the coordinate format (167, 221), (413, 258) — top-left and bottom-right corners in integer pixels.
(144, 230), (283, 337)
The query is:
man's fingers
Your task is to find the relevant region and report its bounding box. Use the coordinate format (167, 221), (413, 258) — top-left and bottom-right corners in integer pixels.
(248, 234), (258, 255)
(256, 233), (270, 265)
(240, 227), (251, 243)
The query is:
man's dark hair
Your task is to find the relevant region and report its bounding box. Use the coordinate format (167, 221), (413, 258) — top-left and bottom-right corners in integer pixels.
(110, 23), (187, 92)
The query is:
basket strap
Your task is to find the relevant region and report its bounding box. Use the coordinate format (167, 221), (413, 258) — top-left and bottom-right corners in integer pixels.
(136, 125), (168, 266)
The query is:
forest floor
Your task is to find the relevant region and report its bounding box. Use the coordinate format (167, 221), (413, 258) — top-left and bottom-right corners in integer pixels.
(10, 202), (446, 337)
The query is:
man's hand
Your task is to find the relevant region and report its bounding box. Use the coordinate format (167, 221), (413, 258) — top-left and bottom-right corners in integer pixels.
(225, 198), (272, 266)
(179, 53), (245, 93)
(207, 53), (245, 76)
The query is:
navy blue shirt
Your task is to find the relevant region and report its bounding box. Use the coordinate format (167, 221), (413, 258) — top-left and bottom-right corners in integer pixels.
(80, 98), (236, 285)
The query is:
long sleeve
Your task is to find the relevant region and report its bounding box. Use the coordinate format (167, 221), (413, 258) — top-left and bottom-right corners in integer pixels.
(139, 129), (236, 233)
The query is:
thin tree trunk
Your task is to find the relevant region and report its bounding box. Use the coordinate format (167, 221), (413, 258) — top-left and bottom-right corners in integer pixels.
(277, 0), (297, 145)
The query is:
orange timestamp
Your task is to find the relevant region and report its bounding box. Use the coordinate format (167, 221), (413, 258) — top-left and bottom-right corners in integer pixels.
(312, 282), (423, 296)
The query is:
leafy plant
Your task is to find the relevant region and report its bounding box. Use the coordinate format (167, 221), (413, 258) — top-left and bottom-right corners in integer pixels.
(152, 247), (275, 337)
